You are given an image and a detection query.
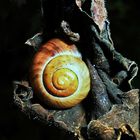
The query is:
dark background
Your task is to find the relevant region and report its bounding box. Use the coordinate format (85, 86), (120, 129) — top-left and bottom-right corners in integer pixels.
(0, 0), (139, 139)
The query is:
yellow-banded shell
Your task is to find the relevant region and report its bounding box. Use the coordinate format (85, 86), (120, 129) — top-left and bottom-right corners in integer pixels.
(30, 38), (90, 109)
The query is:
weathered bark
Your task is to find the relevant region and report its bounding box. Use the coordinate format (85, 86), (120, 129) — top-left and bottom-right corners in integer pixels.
(13, 0), (139, 139)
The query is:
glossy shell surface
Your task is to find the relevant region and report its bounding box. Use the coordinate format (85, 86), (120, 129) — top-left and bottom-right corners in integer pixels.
(30, 39), (90, 108)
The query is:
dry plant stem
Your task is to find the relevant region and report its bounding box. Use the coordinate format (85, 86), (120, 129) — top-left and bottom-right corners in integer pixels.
(86, 60), (112, 119)
(91, 0), (107, 30)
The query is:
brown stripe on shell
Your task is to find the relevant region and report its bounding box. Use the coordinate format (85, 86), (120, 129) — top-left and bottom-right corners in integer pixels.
(30, 38), (90, 109)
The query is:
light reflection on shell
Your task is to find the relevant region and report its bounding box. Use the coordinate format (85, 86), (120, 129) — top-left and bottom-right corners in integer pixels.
(30, 38), (90, 109)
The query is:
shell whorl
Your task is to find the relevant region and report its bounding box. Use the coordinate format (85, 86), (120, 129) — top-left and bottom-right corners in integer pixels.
(30, 38), (90, 109)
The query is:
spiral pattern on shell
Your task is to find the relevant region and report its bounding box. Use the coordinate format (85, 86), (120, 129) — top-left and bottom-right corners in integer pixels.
(30, 38), (90, 109)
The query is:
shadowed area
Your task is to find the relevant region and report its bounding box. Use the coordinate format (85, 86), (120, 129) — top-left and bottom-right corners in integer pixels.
(0, 0), (139, 139)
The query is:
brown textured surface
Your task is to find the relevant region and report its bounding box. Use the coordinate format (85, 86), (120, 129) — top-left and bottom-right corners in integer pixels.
(13, 81), (140, 140)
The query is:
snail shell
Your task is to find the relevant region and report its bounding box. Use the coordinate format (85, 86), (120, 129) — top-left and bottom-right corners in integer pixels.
(30, 38), (90, 109)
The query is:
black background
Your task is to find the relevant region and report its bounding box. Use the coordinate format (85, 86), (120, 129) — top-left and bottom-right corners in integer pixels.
(0, 0), (140, 139)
